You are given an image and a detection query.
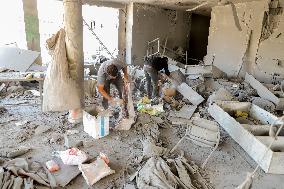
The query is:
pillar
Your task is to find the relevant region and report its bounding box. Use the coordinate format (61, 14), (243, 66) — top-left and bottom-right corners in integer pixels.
(22, 0), (41, 64)
(118, 9), (126, 62)
(63, 0), (84, 112)
(125, 2), (133, 65)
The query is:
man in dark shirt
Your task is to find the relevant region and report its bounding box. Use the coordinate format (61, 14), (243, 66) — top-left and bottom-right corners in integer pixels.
(143, 56), (170, 99)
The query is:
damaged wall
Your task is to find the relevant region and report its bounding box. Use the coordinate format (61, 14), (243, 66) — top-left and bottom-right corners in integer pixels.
(204, 1), (268, 78)
(254, 4), (284, 82)
(205, 0), (284, 83)
(131, 4), (191, 66)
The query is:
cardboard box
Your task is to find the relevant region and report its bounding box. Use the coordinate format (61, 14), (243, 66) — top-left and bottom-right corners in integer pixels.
(83, 107), (110, 139)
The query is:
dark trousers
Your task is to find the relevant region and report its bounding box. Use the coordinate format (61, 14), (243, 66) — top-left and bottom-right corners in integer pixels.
(102, 75), (124, 109)
(144, 65), (159, 99)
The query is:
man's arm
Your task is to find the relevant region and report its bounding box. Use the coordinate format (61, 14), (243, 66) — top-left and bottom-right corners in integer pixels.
(98, 84), (112, 101)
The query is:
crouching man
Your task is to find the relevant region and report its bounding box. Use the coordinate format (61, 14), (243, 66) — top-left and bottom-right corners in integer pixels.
(97, 59), (129, 109)
(144, 56), (170, 99)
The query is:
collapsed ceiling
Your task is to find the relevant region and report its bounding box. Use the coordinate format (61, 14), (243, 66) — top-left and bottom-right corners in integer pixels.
(83, 0), (264, 15)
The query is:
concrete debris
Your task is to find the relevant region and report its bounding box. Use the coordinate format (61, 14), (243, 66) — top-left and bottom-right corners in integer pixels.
(64, 134), (83, 148)
(142, 138), (168, 158)
(0, 106), (7, 114)
(245, 73), (284, 110)
(7, 85), (24, 94)
(15, 120), (28, 127)
(49, 133), (63, 144)
(177, 82), (205, 105)
(34, 125), (51, 135)
(208, 88), (236, 103)
(252, 97), (276, 112)
(169, 69), (186, 86)
(169, 105), (197, 120)
(208, 101), (284, 174)
(241, 124), (271, 136)
(0, 83), (5, 92)
(6, 146), (31, 158)
(185, 65), (213, 78)
(124, 183), (136, 189)
(27, 90), (40, 97)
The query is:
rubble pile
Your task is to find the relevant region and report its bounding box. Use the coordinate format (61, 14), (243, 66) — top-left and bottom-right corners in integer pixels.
(0, 61), (283, 188)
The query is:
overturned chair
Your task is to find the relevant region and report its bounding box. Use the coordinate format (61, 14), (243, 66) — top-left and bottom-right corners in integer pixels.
(171, 117), (220, 168)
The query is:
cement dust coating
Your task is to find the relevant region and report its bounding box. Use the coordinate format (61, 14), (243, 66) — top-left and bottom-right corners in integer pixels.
(1, 89), (284, 188)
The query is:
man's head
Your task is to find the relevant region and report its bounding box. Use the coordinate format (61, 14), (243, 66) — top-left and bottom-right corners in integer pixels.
(161, 57), (168, 64)
(106, 64), (118, 79)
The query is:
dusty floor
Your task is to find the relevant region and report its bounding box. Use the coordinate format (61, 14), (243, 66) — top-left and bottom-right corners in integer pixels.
(1, 83), (284, 189)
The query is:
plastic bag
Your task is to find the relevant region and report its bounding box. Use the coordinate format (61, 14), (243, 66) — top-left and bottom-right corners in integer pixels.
(59, 148), (88, 165)
(46, 160), (60, 172)
(78, 153), (115, 186)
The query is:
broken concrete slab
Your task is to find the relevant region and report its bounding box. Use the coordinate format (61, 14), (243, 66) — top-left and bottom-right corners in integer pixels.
(6, 147), (31, 158)
(169, 69), (186, 86)
(185, 65), (212, 78)
(245, 73), (284, 110)
(177, 83), (204, 105)
(142, 139), (168, 158)
(252, 97), (276, 112)
(64, 134), (83, 148)
(167, 117), (192, 125)
(256, 136), (284, 152)
(208, 101), (284, 174)
(52, 158), (81, 187)
(0, 47), (40, 72)
(169, 105), (197, 120)
(241, 124), (271, 136)
(208, 88), (236, 103)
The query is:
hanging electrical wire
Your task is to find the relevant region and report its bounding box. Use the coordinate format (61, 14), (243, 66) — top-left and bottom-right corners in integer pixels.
(83, 19), (115, 59)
